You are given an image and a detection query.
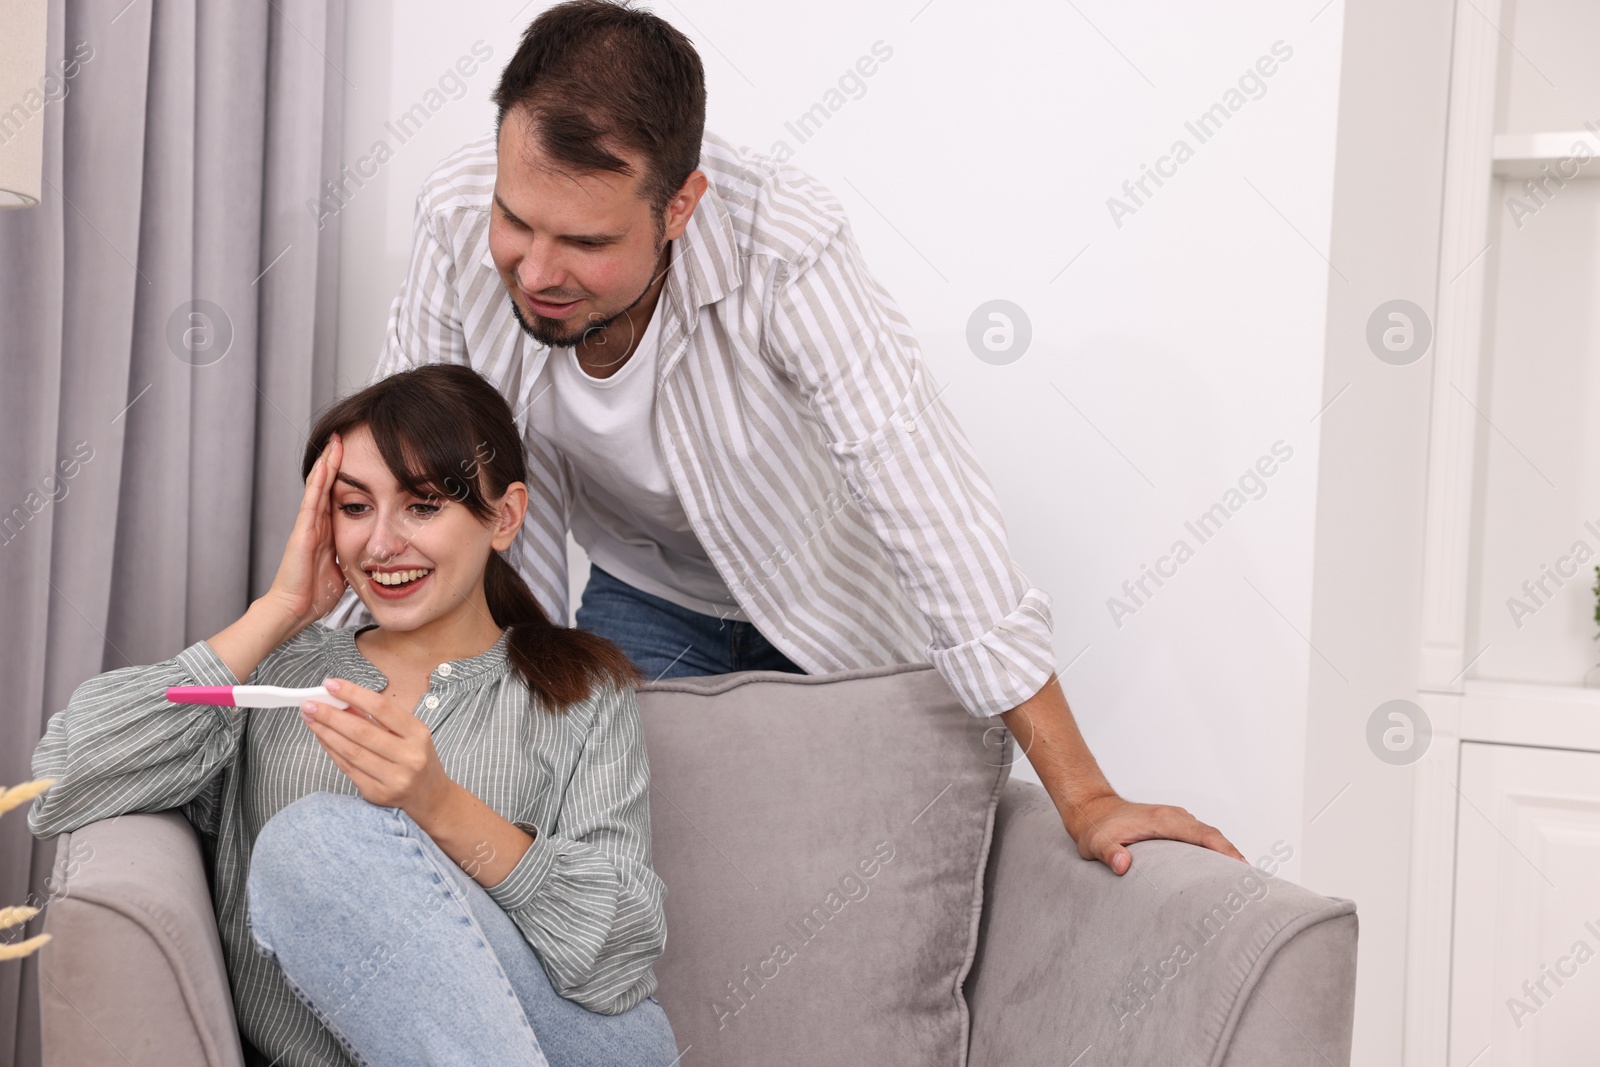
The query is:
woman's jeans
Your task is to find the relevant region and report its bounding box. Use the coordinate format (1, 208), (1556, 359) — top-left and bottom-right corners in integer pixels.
(573, 563), (806, 681)
(246, 791), (680, 1067)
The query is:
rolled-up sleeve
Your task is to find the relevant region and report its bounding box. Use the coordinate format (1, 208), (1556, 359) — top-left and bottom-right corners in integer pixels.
(485, 682), (665, 1015)
(762, 215), (1058, 718)
(28, 639), (250, 839)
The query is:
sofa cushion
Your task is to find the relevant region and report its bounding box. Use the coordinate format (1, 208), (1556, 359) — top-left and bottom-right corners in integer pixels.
(637, 663), (1011, 1067)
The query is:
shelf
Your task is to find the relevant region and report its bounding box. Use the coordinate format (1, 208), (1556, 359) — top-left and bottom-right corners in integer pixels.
(1492, 130), (1600, 178)
(1461, 677), (1600, 752)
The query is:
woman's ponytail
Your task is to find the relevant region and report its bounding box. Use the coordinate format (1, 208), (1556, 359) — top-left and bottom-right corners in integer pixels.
(483, 545), (642, 713)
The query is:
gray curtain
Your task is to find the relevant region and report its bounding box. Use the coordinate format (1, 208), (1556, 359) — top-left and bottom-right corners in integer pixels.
(0, 1), (346, 1064)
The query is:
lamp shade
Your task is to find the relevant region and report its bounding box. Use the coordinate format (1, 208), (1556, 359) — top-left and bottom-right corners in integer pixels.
(0, 0), (48, 209)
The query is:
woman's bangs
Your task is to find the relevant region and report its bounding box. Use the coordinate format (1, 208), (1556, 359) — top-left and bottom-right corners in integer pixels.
(368, 406), (486, 509)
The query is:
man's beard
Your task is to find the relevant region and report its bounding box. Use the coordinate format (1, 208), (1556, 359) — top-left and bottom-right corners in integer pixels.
(508, 292), (630, 349)
(507, 230), (668, 350)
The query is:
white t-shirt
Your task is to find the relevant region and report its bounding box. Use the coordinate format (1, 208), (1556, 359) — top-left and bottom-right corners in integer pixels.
(529, 306), (749, 621)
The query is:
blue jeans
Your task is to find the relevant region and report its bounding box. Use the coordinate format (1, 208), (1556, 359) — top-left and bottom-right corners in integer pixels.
(246, 791), (679, 1067)
(574, 563), (806, 681)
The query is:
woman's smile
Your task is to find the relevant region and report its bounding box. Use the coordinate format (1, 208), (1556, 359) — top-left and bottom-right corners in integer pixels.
(365, 566), (434, 600)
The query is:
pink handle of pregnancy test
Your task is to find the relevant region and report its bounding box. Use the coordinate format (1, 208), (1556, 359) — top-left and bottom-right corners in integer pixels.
(166, 686), (237, 706)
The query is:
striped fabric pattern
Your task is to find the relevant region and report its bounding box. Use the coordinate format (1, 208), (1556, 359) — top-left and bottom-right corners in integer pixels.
(326, 129), (1057, 720)
(29, 622), (664, 1066)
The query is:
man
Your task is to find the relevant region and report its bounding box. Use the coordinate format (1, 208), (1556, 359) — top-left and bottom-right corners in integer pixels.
(327, 0), (1241, 874)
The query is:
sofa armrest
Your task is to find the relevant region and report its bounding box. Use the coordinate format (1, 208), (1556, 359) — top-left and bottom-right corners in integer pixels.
(37, 811), (244, 1067)
(965, 782), (1357, 1067)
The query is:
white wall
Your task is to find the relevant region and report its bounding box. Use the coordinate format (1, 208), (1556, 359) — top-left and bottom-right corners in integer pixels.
(334, 1), (1346, 886)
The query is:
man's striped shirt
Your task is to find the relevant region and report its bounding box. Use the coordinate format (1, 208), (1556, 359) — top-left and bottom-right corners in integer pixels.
(327, 129), (1057, 719)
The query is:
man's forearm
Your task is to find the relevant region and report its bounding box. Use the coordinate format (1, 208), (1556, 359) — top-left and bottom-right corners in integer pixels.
(1000, 676), (1244, 873)
(999, 676), (1119, 822)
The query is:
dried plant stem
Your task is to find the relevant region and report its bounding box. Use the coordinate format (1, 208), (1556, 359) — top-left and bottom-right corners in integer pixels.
(0, 778), (57, 818)
(0, 934), (51, 961)
(0, 779), (58, 962)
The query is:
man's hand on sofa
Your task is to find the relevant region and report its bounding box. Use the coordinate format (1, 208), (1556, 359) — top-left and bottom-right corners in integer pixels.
(999, 677), (1245, 875)
(1057, 791), (1245, 875)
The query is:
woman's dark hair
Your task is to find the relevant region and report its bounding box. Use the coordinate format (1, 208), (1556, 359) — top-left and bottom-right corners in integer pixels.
(302, 363), (642, 712)
(492, 0), (706, 228)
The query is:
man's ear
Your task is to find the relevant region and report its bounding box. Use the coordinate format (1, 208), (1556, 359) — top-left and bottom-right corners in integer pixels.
(662, 169), (708, 242)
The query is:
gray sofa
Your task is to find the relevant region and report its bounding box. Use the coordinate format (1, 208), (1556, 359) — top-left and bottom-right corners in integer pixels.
(34, 664), (1357, 1066)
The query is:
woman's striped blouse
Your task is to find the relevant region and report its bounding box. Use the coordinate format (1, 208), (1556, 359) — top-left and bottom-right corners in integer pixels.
(28, 622), (664, 1067)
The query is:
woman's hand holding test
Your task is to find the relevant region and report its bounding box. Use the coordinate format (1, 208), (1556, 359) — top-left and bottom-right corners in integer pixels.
(300, 677), (534, 888)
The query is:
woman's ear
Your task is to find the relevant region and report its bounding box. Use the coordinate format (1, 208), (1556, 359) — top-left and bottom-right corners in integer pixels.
(490, 482), (529, 551)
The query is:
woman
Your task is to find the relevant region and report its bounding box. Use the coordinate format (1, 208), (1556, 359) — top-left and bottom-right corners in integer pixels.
(28, 364), (680, 1067)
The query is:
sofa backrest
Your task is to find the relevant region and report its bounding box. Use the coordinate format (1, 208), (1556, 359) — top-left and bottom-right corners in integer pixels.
(637, 664), (1010, 1067)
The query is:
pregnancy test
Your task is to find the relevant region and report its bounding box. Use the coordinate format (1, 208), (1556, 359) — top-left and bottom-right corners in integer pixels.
(166, 685), (351, 710)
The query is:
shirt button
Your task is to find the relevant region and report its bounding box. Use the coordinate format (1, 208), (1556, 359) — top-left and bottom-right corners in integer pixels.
(424, 695), (440, 710)
(437, 663), (453, 677)
(903, 418), (918, 432)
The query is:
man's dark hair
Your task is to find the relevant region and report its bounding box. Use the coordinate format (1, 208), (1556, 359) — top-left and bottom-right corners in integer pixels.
(493, 0), (707, 224)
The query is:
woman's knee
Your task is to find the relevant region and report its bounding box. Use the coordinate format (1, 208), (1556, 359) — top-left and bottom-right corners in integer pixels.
(247, 791), (382, 943)
(254, 791), (374, 867)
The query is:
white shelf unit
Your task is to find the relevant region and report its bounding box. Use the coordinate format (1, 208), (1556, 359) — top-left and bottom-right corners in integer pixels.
(1405, 0), (1600, 1063)
(1491, 130), (1600, 178)
(1460, 680), (1600, 752)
